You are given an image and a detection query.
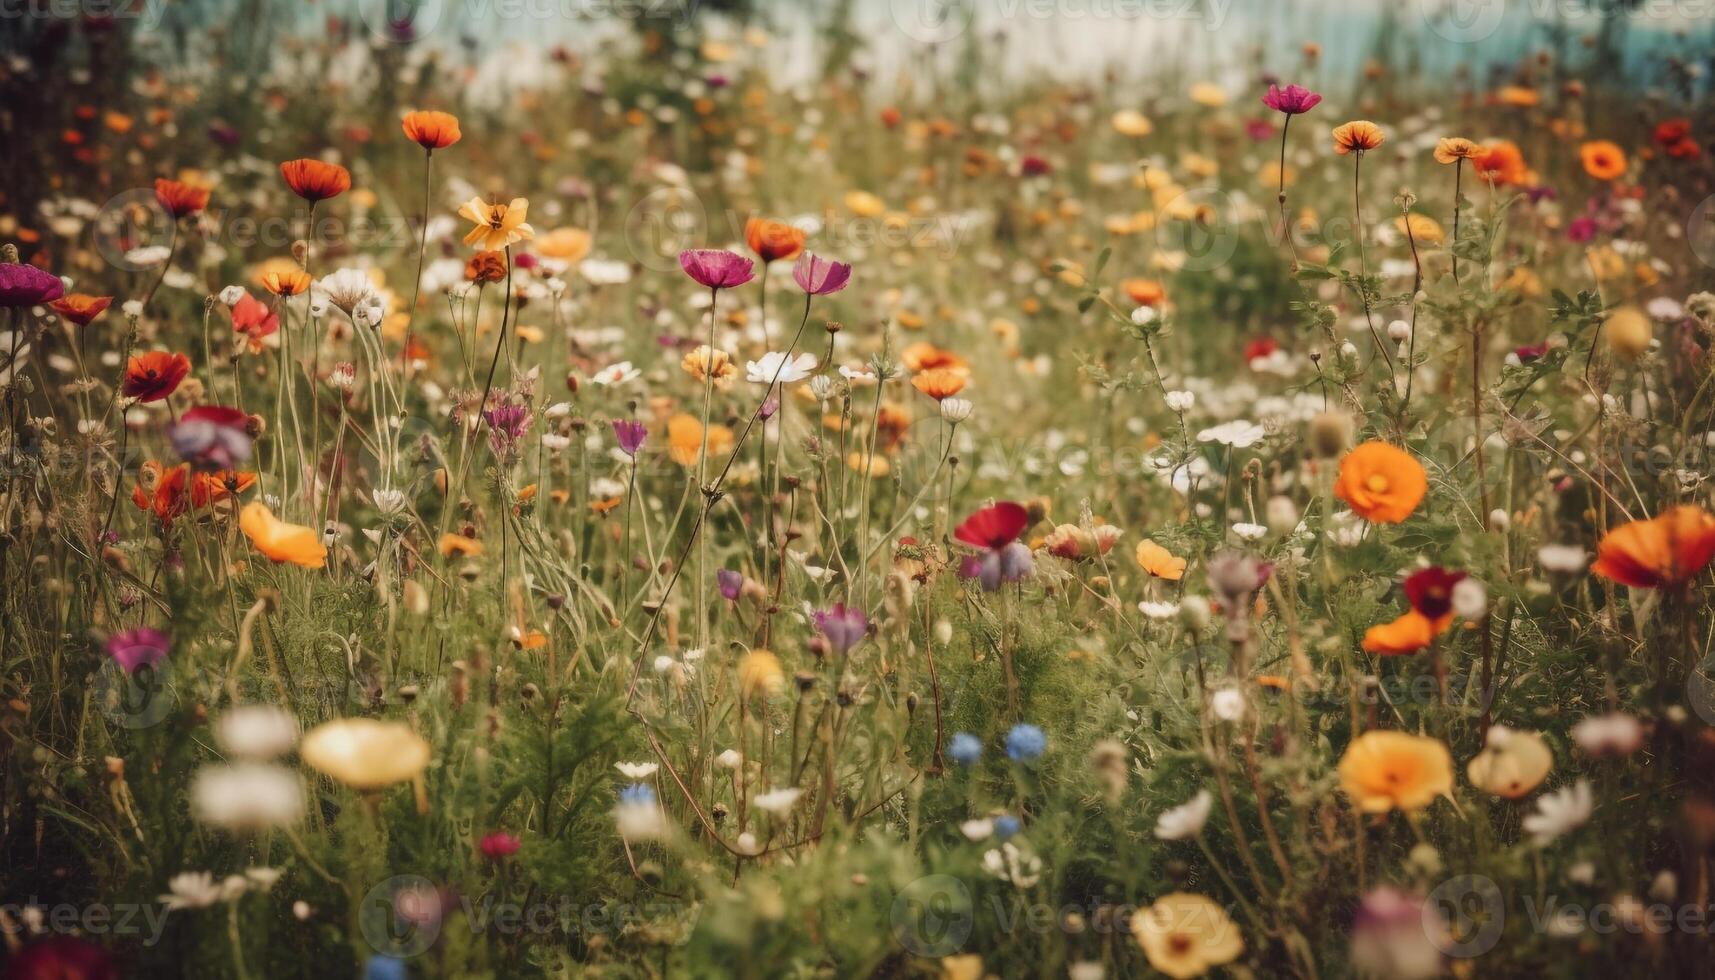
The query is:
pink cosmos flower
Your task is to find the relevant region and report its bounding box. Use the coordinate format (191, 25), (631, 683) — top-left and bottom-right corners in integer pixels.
(792, 253), (852, 295)
(1261, 83), (1323, 115)
(679, 249), (755, 290)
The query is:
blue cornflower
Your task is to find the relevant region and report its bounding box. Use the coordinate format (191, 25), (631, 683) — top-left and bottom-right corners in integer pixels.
(1005, 723), (1047, 761)
(993, 815), (1021, 840)
(948, 732), (983, 766)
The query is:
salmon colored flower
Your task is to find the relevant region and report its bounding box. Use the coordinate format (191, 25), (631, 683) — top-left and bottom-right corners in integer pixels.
(1338, 730), (1453, 814)
(458, 197), (533, 251)
(190, 470), (257, 508)
(153, 177), (209, 218)
(537, 228), (593, 262)
(1579, 140), (1627, 181)
(911, 368), (968, 401)
(260, 268), (312, 296)
(239, 502), (327, 568)
(1333, 441), (1427, 524)
(1331, 120), (1385, 155)
(121, 350), (191, 402)
(230, 293), (279, 353)
(1432, 137), (1482, 164)
(1135, 539), (1187, 581)
(899, 342), (968, 373)
(49, 293), (111, 326)
(279, 159), (352, 202)
(1590, 505), (1715, 589)
(744, 216), (806, 263)
(401, 109), (461, 151)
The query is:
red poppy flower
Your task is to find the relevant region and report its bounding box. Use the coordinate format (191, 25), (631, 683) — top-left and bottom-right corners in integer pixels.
(954, 501), (1031, 550)
(49, 293), (112, 326)
(153, 178), (209, 218)
(279, 158), (352, 202)
(131, 460), (191, 525)
(230, 292), (279, 351)
(121, 351), (191, 402)
(1244, 338), (1280, 362)
(1404, 566), (1467, 619)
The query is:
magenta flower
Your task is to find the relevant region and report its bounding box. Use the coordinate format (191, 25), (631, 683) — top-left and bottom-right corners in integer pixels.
(812, 604), (869, 654)
(0, 263), (65, 307)
(717, 568), (744, 601)
(483, 399), (533, 457)
(479, 831), (521, 860)
(107, 627), (170, 674)
(169, 405), (252, 471)
(792, 253), (852, 296)
(611, 419), (647, 457)
(679, 249), (755, 291)
(1261, 83), (1322, 115)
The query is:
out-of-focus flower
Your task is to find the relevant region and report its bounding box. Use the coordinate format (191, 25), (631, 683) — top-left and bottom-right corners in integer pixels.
(744, 216), (806, 263)
(401, 109), (462, 151)
(1261, 83), (1321, 114)
(1132, 893), (1243, 979)
(615, 784), (668, 841)
(682, 345), (738, 387)
(215, 705), (298, 760)
(1591, 505), (1715, 588)
(812, 603), (868, 654)
(300, 718), (431, 791)
(49, 293), (111, 326)
(592, 361), (640, 386)
(1350, 887), (1446, 980)
(716, 568), (743, 601)
(1154, 789), (1212, 840)
(1005, 723), (1046, 761)
(458, 197), (533, 250)
(954, 501), (1033, 590)
(1338, 730), (1453, 814)
(106, 626), (169, 674)
(1523, 780), (1594, 846)
(279, 158), (352, 202)
(949, 732), (982, 766)
(1136, 540), (1187, 580)
(1580, 139), (1627, 181)
(612, 419), (647, 456)
(1334, 441), (1427, 523)
(1331, 120), (1385, 154)
(1467, 726), (1553, 798)
(479, 831), (521, 860)
(1362, 610), (1442, 654)
(792, 253), (851, 295)
(121, 350), (191, 402)
(3, 936), (118, 980)
(737, 649), (784, 699)
(753, 787), (803, 815)
(154, 177), (210, 218)
(666, 414), (734, 466)
(1473, 139), (1532, 186)
(239, 502), (327, 568)
(679, 249), (755, 290)
(1571, 713), (1644, 758)
(169, 405), (253, 471)
(912, 367), (968, 401)
(1433, 137), (1483, 163)
(191, 763), (304, 831)
(747, 351), (817, 385)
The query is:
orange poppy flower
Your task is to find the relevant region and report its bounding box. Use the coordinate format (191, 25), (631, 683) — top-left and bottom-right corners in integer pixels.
(1121, 278), (1166, 307)
(666, 414), (734, 467)
(439, 533), (485, 558)
(1331, 120), (1385, 155)
(260, 268), (312, 296)
(1473, 140), (1531, 187)
(121, 351), (191, 403)
(190, 470), (257, 508)
(131, 460), (190, 525)
(899, 342), (968, 373)
(744, 216), (806, 263)
(1590, 505), (1715, 589)
(49, 293), (112, 327)
(1135, 539), (1187, 581)
(1579, 140), (1627, 181)
(1333, 441), (1427, 524)
(153, 178), (209, 219)
(1361, 610), (1450, 655)
(401, 110), (462, 151)
(239, 502), (326, 569)
(279, 159), (352, 202)
(1432, 137), (1482, 164)
(1337, 730), (1453, 814)
(911, 368), (968, 401)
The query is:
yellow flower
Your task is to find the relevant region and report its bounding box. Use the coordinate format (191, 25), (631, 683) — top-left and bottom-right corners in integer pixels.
(681, 345), (737, 388)
(1338, 730), (1454, 814)
(940, 954), (984, 980)
(301, 718), (431, 791)
(1111, 109), (1153, 137)
(1603, 305), (1651, 360)
(1136, 540), (1186, 581)
(737, 649), (784, 699)
(1132, 893), (1244, 979)
(457, 197), (534, 251)
(1188, 83), (1227, 107)
(1466, 727), (1553, 799)
(845, 190), (886, 218)
(1394, 212), (1444, 245)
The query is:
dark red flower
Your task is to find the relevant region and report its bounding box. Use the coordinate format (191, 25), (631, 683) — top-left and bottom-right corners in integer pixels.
(1404, 566), (1467, 620)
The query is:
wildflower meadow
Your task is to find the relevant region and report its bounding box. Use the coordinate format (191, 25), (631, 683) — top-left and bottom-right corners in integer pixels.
(5, 1), (1715, 976)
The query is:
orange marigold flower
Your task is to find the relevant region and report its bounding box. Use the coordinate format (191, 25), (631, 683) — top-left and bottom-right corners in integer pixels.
(1432, 137), (1482, 164)
(279, 158), (352, 202)
(153, 178), (209, 219)
(1135, 539), (1186, 581)
(1590, 505), (1715, 589)
(1361, 609), (1449, 655)
(121, 351), (191, 403)
(401, 109), (462, 151)
(1331, 120), (1385, 155)
(49, 293), (112, 326)
(1338, 730), (1453, 814)
(1579, 139), (1627, 181)
(744, 216), (806, 263)
(238, 502), (327, 568)
(260, 268), (312, 296)
(465, 250), (508, 284)
(911, 367), (968, 401)
(1333, 441), (1427, 524)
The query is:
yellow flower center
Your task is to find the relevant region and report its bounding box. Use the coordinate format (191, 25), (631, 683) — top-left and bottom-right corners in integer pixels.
(1365, 474), (1389, 494)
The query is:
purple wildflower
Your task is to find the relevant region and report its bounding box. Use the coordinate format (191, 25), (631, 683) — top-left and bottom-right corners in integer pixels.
(717, 568), (744, 601)
(483, 400), (534, 457)
(168, 405), (252, 471)
(612, 419), (648, 457)
(107, 627), (169, 674)
(812, 603), (869, 654)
